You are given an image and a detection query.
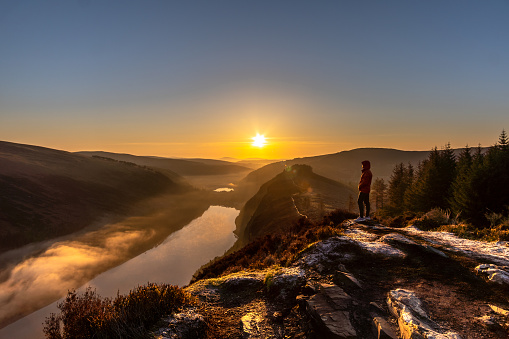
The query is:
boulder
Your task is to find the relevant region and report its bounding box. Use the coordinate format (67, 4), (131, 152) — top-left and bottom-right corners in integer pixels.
(379, 233), (447, 258)
(386, 289), (462, 339)
(185, 270), (267, 301)
(153, 308), (207, 339)
(305, 283), (357, 338)
(264, 267), (306, 302)
(297, 237), (358, 270)
(475, 264), (509, 286)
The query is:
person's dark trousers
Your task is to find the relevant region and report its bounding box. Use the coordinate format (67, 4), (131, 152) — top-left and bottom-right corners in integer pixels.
(357, 192), (370, 218)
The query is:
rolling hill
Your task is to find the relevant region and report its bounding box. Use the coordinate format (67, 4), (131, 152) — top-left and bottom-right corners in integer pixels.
(235, 148), (435, 200)
(234, 164), (356, 246)
(77, 151), (252, 176)
(0, 141), (185, 253)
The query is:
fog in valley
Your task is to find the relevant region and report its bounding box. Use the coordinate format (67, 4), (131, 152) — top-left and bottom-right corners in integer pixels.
(0, 190), (218, 329)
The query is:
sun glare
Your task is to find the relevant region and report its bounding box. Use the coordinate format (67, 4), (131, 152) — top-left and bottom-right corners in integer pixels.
(252, 134), (267, 148)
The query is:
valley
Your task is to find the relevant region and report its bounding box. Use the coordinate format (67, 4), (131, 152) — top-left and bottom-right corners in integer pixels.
(3, 140), (496, 338)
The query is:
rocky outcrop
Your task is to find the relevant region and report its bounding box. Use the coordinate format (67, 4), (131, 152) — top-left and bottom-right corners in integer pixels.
(156, 219), (509, 338)
(153, 309), (206, 339)
(386, 289), (462, 339)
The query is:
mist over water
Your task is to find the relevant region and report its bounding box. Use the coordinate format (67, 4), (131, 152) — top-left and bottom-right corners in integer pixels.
(88, 205), (239, 295)
(0, 205), (238, 338)
(0, 226), (154, 328)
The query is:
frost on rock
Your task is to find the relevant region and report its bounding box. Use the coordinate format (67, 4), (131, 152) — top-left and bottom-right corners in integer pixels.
(359, 240), (406, 258)
(265, 267), (306, 301)
(341, 228), (407, 258)
(475, 264), (509, 286)
(379, 233), (418, 246)
(404, 226), (509, 266)
(296, 236), (357, 269)
(269, 267), (305, 290)
(387, 289), (462, 339)
(153, 308), (206, 339)
(379, 233), (448, 258)
(184, 280), (221, 302)
(344, 228), (380, 242)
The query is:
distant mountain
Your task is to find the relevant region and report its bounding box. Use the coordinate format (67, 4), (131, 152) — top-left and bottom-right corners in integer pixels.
(77, 151), (252, 176)
(235, 158), (282, 170)
(0, 141), (185, 253)
(234, 164), (356, 246)
(236, 148), (437, 199)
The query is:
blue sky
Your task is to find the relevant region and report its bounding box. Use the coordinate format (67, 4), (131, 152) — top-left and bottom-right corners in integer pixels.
(1, 1), (508, 158)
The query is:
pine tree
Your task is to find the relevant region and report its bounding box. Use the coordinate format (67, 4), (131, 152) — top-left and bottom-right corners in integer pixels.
(480, 130), (509, 219)
(372, 178), (387, 210)
(387, 163), (413, 214)
(405, 145), (456, 213)
(450, 131), (509, 226)
(450, 145), (473, 216)
(498, 129), (508, 150)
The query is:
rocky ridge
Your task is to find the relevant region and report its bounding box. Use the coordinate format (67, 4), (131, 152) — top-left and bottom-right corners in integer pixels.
(154, 220), (509, 338)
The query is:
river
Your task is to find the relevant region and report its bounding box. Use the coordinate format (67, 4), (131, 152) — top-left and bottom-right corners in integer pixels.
(0, 205), (239, 339)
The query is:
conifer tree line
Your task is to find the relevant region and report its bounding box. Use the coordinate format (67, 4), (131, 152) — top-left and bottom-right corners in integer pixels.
(377, 130), (509, 227)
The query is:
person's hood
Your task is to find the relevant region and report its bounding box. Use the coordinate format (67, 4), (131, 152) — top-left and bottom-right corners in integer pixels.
(362, 160), (371, 170)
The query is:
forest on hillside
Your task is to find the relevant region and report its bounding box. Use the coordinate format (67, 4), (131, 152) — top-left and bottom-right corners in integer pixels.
(373, 130), (509, 239)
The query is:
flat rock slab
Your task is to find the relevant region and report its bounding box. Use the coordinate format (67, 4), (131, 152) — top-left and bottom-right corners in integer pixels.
(305, 283), (357, 338)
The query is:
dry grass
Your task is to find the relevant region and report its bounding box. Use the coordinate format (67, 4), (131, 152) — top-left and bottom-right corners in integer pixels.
(43, 283), (195, 339)
(193, 209), (355, 281)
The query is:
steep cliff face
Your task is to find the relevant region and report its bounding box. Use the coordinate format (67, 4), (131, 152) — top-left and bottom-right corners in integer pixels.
(234, 164), (356, 246)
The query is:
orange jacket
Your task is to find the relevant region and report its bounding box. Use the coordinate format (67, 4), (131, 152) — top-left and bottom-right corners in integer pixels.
(358, 161), (372, 193)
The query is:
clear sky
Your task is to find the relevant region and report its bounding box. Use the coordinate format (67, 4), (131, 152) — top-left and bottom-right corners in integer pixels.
(1, 1), (508, 159)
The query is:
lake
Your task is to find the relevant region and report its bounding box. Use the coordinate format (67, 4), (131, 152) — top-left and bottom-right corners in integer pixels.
(0, 205), (239, 339)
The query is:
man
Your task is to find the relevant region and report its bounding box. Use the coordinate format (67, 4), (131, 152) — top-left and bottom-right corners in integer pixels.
(355, 160), (372, 222)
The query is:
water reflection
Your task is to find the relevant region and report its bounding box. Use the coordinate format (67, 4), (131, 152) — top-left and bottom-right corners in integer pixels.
(214, 187), (234, 192)
(0, 206), (238, 339)
(88, 205), (238, 295)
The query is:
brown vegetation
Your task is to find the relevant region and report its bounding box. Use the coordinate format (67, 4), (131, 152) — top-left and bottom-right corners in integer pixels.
(193, 209), (356, 282)
(44, 284), (195, 339)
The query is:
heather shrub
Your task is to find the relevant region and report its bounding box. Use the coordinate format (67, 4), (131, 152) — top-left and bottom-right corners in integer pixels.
(485, 208), (509, 229)
(412, 208), (457, 231)
(376, 212), (416, 228)
(412, 217), (441, 231)
(435, 223), (509, 242)
(44, 283), (195, 339)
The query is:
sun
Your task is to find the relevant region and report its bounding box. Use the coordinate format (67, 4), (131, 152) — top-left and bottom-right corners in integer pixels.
(252, 133), (267, 148)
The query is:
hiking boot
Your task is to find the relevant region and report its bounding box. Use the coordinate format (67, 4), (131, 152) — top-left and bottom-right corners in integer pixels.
(364, 216), (371, 221)
(354, 217), (365, 222)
